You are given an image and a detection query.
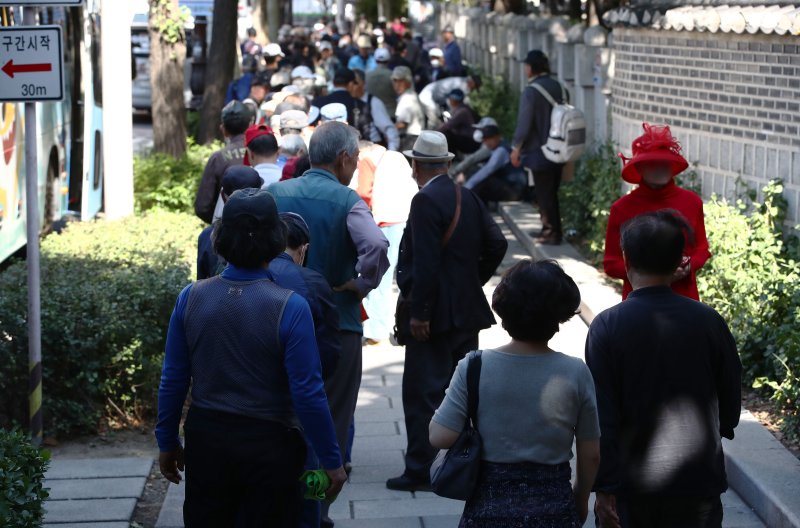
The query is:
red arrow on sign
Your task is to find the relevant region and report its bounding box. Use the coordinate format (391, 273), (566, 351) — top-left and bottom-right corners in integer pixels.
(2, 59), (52, 79)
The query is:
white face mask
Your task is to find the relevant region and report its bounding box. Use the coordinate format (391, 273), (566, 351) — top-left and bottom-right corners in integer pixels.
(472, 130), (484, 143)
(431, 59), (441, 68)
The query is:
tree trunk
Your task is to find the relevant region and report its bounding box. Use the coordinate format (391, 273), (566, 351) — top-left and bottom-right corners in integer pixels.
(149, 0), (187, 157)
(197, 0), (239, 145)
(266, 0), (280, 44)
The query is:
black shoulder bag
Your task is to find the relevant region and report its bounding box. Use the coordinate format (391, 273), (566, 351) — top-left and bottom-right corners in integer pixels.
(430, 350), (483, 500)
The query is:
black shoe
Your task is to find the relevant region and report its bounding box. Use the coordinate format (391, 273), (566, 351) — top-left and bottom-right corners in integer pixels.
(386, 473), (432, 492)
(320, 517), (334, 528)
(535, 235), (562, 246)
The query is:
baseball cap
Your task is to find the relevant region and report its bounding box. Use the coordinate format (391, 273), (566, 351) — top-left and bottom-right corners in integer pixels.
(251, 71), (271, 87)
(320, 103), (348, 123)
(524, 50), (549, 68)
(221, 166), (263, 197)
(391, 65), (413, 82)
(244, 124), (275, 166)
(472, 117), (498, 129)
(318, 41), (333, 52)
(291, 66), (315, 80)
(270, 70), (291, 88)
(356, 34), (372, 48)
(281, 110), (309, 130)
(221, 100), (253, 130)
(264, 43), (285, 57)
(428, 47), (444, 58)
(280, 212), (311, 243)
(374, 47), (391, 62)
(441, 25), (455, 34)
(447, 88), (465, 101)
(222, 188), (281, 226)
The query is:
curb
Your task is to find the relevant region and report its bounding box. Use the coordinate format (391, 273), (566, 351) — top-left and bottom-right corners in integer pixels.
(499, 201), (800, 528)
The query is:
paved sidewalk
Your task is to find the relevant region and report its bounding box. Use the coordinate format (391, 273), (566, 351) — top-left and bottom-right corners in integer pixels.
(43, 457), (152, 527)
(154, 217), (764, 527)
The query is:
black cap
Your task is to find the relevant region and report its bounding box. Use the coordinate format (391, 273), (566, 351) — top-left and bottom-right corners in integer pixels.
(447, 88), (465, 101)
(524, 50), (550, 71)
(280, 212), (311, 243)
(251, 71), (272, 87)
(481, 125), (501, 138)
(221, 100), (253, 130)
(221, 166), (263, 197)
(222, 188), (281, 226)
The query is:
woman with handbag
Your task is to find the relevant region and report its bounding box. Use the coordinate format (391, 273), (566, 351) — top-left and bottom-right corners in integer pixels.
(429, 259), (601, 527)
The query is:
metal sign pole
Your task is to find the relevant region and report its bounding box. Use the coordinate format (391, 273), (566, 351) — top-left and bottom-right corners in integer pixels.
(22, 5), (43, 447)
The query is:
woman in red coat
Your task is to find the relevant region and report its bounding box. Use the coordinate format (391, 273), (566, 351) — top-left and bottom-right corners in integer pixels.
(604, 123), (711, 300)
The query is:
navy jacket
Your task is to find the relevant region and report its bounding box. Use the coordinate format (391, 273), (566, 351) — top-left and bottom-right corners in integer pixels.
(267, 253), (341, 379)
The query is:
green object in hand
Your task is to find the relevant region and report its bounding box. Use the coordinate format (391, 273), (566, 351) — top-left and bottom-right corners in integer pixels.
(301, 469), (333, 502)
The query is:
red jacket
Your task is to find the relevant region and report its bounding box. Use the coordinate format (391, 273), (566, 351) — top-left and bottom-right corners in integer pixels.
(603, 180), (711, 300)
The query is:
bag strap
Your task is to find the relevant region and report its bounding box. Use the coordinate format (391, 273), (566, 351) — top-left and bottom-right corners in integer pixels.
(530, 82), (558, 107)
(466, 350), (483, 427)
(441, 183), (462, 247)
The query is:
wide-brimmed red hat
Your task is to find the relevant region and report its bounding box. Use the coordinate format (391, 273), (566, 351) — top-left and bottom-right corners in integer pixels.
(243, 124), (275, 166)
(619, 123), (688, 184)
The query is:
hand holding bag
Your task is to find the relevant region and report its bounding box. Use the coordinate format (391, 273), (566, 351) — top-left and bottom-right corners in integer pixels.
(430, 350), (482, 500)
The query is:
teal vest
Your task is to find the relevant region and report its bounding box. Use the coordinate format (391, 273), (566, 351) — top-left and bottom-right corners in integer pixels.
(268, 169), (363, 333)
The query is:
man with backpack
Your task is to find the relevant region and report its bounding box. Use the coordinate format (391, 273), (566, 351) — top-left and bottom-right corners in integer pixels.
(510, 50), (569, 245)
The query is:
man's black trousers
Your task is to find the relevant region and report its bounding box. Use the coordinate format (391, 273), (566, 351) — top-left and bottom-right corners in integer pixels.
(402, 329), (479, 480)
(532, 165), (563, 240)
(183, 407), (306, 527)
(614, 495), (723, 528)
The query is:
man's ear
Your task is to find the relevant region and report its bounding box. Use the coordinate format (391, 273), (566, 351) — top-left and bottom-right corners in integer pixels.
(622, 251), (630, 273)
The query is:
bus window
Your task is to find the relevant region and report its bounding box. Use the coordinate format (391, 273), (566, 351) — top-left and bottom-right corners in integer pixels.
(90, 13), (102, 108)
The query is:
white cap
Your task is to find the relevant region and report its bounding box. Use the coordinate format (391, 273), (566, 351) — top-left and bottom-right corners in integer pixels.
(356, 34), (372, 48)
(374, 47), (391, 62)
(473, 117), (498, 129)
(428, 47), (444, 58)
(318, 41), (333, 52)
(320, 103), (348, 123)
(291, 66), (315, 80)
(264, 43), (285, 57)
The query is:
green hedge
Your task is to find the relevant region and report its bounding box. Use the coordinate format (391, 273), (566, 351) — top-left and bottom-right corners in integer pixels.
(560, 145), (800, 439)
(134, 138), (222, 214)
(0, 211), (201, 436)
(469, 74), (520, 142)
(0, 430), (49, 527)
(698, 181), (800, 440)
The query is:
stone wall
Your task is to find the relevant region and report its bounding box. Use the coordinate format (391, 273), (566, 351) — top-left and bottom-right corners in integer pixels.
(438, 4), (800, 225)
(612, 28), (800, 221)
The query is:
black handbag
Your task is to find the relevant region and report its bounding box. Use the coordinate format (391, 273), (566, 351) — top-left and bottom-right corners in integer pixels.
(430, 350), (483, 500)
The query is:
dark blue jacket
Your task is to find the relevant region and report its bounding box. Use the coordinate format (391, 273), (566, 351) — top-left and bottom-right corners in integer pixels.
(267, 253), (341, 379)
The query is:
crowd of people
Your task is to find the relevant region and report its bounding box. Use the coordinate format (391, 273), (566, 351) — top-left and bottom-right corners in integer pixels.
(153, 17), (743, 528)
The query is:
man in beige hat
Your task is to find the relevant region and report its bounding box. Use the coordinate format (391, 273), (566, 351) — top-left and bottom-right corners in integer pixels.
(348, 34), (377, 72)
(387, 131), (508, 492)
(392, 66), (425, 151)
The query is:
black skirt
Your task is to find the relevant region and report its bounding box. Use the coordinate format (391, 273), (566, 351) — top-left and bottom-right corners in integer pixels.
(459, 461), (580, 528)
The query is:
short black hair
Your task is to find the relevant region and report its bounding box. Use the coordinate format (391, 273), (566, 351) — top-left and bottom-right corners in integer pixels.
(333, 68), (356, 87)
(247, 133), (279, 157)
(212, 216), (287, 269)
(492, 259), (580, 342)
(620, 209), (694, 275)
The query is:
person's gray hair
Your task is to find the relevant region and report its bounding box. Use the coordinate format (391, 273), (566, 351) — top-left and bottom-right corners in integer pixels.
(309, 122), (359, 165)
(280, 134), (308, 156)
